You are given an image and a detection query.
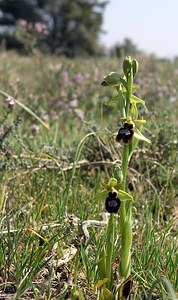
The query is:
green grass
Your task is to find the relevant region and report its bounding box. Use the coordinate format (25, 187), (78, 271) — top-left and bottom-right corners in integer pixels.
(0, 50), (177, 299)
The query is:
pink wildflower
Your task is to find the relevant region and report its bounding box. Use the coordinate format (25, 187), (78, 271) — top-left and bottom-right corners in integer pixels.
(74, 109), (84, 120)
(41, 114), (49, 121)
(34, 22), (46, 33)
(19, 19), (27, 27)
(169, 96), (177, 103)
(69, 100), (78, 107)
(6, 96), (16, 107)
(30, 124), (39, 134)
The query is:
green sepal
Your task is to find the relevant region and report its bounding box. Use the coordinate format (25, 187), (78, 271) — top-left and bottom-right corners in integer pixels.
(134, 119), (146, 126)
(95, 190), (108, 201)
(132, 85), (138, 93)
(118, 190), (133, 201)
(131, 94), (145, 105)
(134, 128), (151, 144)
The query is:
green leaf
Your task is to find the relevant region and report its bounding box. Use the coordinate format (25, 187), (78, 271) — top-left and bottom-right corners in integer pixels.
(131, 94), (145, 105)
(0, 185), (6, 211)
(118, 190), (133, 201)
(134, 128), (151, 144)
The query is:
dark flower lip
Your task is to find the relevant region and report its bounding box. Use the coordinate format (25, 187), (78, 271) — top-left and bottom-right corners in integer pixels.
(105, 192), (121, 213)
(124, 122), (133, 130)
(120, 275), (133, 299)
(116, 122), (134, 144)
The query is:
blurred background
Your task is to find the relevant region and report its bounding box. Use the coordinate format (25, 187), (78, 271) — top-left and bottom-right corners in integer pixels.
(0, 0), (178, 59)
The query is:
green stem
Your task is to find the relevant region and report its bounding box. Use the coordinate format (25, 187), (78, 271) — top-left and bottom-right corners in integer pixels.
(106, 213), (114, 290)
(120, 144), (129, 232)
(119, 69), (133, 279)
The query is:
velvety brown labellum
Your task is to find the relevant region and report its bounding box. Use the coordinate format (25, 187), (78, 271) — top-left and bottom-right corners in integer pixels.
(116, 123), (134, 144)
(105, 191), (121, 213)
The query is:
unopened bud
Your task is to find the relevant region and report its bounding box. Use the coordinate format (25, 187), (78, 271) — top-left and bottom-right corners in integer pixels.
(113, 166), (123, 184)
(132, 59), (139, 78)
(101, 72), (121, 86)
(123, 56), (132, 77)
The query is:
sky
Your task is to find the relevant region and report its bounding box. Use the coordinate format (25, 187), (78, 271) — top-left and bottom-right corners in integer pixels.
(100, 0), (178, 58)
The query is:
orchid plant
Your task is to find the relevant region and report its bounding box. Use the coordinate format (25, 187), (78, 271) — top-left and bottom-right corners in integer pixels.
(96, 56), (151, 299)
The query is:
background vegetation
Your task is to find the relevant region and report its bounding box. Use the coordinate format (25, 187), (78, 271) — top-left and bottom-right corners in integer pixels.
(0, 0), (108, 56)
(0, 1), (177, 299)
(0, 50), (177, 299)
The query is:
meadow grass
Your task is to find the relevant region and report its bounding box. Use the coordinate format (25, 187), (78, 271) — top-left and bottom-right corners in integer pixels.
(0, 50), (177, 299)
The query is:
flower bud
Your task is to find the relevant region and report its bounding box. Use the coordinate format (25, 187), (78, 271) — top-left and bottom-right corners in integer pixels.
(101, 72), (121, 86)
(123, 56), (132, 77)
(132, 59), (139, 78)
(113, 166), (123, 184)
